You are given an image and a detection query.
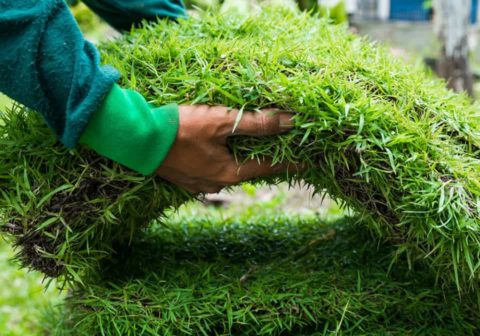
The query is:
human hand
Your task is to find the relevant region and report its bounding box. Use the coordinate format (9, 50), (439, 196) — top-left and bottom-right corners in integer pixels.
(156, 105), (294, 194)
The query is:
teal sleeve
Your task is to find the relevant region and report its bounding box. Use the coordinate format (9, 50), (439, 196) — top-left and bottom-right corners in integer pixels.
(79, 84), (179, 175)
(0, 0), (119, 148)
(82, 0), (186, 31)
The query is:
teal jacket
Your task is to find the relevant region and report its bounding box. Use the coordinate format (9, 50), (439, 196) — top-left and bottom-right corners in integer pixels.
(0, 0), (186, 174)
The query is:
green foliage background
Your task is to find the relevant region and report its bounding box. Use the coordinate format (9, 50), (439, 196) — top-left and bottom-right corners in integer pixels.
(0, 241), (61, 336)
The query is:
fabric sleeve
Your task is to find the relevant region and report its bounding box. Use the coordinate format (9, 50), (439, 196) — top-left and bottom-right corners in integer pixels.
(80, 84), (179, 175)
(0, 0), (119, 148)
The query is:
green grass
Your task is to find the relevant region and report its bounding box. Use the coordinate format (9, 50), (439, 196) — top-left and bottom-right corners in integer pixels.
(70, 3), (112, 43)
(0, 107), (191, 284)
(99, 7), (480, 291)
(5, 5), (480, 335)
(0, 94), (12, 112)
(41, 213), (480, 335)
(3, 7), (480, 293)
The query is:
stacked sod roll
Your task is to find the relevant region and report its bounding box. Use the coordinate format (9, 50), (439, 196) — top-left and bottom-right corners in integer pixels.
(2, 7), (480, 294)
(43, 215), (480, 335)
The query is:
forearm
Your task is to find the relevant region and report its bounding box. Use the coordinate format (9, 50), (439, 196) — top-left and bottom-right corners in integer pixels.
(0, 0), (119, 148)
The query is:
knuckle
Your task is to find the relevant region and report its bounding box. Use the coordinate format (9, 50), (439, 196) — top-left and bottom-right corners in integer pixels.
(230, 175), (242, 184)
(208, 187), (223, 194)
(263, 113), (279, 134)
(229, 169), (243, 184)
(184, 187), (197, 194)
(219, 174), (241, 185)
(260, 113), (267, 135)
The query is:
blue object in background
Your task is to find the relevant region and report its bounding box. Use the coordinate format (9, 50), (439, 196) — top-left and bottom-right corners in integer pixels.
(472, 0), (478, 24)
(389, 0), (478, 23)
(389, 0), (430, 21)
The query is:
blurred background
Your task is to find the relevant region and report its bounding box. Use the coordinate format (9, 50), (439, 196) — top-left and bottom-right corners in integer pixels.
(0, 0), (478, 334)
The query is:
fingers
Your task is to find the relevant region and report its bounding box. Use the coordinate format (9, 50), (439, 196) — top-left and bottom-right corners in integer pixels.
(196, 184), (224, 194)
(161, 177), (224, 194)
(183, 160), (293, 194)
(232, 159), (296, 182)
(182, 184), (224, 194)
(226, 109), (295, 137)
(160, 159), (300, 194)
(157, 168), (225, 194)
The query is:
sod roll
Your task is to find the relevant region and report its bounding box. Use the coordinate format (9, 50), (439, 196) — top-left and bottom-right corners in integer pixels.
(44, 216), (480, 335)
(2, 8), (480, 290)
(0, 108), (191, 282)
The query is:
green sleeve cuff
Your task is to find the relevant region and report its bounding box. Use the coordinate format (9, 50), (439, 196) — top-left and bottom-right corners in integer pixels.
(79, 84), (179, 175)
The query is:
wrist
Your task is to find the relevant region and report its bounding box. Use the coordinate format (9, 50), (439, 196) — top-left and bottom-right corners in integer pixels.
(79, 84), (179, 175)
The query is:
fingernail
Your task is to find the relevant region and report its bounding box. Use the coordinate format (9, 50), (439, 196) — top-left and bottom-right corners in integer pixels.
(279, 113), (295, 129)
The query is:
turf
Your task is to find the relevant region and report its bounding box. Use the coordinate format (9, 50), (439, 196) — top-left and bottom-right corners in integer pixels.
(99, 7), (480, 291)
(2, 7), (480, 292)
(0, 107), (191, 283)
(41, 214), (480, 335)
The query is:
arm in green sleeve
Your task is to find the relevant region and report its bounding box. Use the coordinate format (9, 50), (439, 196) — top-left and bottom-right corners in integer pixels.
(80, 84), (179, 175)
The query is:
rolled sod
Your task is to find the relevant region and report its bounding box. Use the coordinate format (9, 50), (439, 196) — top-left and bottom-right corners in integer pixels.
(0, 108), (191, 282)
(2, 8), (480, 291)
(43, 216), (480, 335)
